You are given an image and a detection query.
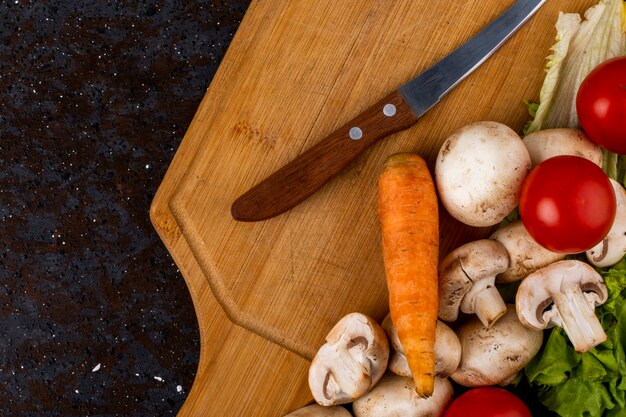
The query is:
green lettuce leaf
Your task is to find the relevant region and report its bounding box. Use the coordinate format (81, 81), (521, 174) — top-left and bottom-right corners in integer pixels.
(581, 352), (609, 382)
(608, 377), (626, 409)
(526, 328), (580, 386)
(539, 371), (616, 417)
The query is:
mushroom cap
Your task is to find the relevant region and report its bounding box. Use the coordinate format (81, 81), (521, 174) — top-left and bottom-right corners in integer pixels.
(522, 128), (603, 168)
(516, 260), (608, 330)
(438, 239), (509, 324)
(284, 404), (353, 417)
(382, 315), (461, 378)
(352, 374), (453, 417)
(587, 179), (626, 267)
(309, 313), (389, 406)
(451, 305), (543, 387)
(490, 220), (565, 283)
(435, 121), (531, 227)
(498, 372), (520, 386)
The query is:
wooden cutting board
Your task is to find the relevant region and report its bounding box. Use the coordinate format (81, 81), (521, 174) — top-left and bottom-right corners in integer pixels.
(150, 0), (597, 415)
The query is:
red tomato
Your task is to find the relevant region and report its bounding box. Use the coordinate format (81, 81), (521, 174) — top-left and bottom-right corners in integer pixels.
(519, 155), (615, 254)
(444, 387), (531, 417)
(576, 56), (626, 154)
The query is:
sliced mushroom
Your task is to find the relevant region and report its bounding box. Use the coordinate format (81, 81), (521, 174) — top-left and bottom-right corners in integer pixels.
(451, 305), (543, 387)
(587, 179), (626, 267)
(438, 239), (509, 328)
(352, 374), (453, 417)
(309, 313), (389, 406)
(490, 220), (565, 283)
(523, 128), (603, 167)
(382, 315), (461, 378)
(284, 404), (353, 417)
(516, 260), (608, 352)
(435, 121), (531, 227)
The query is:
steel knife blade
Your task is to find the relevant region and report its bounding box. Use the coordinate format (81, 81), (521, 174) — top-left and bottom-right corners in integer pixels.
(231, 0), (547, 222)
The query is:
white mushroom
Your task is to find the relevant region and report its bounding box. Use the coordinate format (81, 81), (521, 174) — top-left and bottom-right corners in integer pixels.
(284, 404), (352, 417)
(522, 128), (603, 168)
(382, 315), (461, 378)
(516, 260), (609, 353)
(451, 305), (543, 387)
(438, 239), (509, 328)
(490, 220), (566, 283)
(435, 121), (531, 227)
(352, 374), (453, 417)
(499, 372), (520, 386)
(587, 179), (626, 267)
(309, 313), (389, 406)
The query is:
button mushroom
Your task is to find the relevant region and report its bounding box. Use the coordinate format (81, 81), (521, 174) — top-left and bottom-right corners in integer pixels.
(438, 239), (509, 328)
(308, 313), (389, 406)
(352, 374), (453, 417)
(490, 220), (565, 283)
(284, 404), (353, 417)
(451, 305), (543, 387)
(586, 179), (626, 268)
(516, 260), (609, 353)
(382, 315), (461, 378)
(435, 121), (531, 227)
(522, 128), (603, 168)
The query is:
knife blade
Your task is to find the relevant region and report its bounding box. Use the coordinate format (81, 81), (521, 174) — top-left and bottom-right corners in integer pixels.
(231, 0), (547, 222)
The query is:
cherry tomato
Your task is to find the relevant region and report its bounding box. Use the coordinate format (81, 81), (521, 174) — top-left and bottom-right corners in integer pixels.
(519, 155), (615, 254)
(576, 56), (626, 154)
(444, 387), (531, 417)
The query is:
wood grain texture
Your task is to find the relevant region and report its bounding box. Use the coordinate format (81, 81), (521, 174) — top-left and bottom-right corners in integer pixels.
(231, 91), (418, 221)
(150, 0), (599, 416)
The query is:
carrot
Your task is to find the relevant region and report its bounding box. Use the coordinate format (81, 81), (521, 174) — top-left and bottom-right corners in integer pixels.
(377, 153), (439, 397)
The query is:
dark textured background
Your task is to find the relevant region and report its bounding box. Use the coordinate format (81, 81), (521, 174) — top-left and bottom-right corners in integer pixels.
(0, 1), (249, 415)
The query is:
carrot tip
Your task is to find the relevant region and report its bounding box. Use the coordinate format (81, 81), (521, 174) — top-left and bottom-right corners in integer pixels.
(415, 387), (433, 399)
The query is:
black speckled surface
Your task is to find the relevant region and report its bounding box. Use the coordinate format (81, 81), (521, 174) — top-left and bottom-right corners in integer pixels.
(0, 1), (249, 415)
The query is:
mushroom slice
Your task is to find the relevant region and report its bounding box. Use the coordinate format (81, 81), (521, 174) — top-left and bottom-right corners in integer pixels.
(382, 315), (461, 378)
(490, 220), (565, 283)
(587, 179), (626, 267)
(284, 404), (352, 417)
(352, 374), (453, 417)
(309, 313), (389, 406)
(435, 121), (531, 227)
(439, 239), (509, 328)
(516, 260), (609, 352)
(452, 305), (543, 387)
(522, 128), (603, 168)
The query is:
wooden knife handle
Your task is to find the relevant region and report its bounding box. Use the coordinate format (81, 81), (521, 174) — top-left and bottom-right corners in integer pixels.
(231, 90), (419, 221)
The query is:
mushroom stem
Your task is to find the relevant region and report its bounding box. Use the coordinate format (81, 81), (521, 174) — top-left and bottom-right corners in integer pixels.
(462, 281), (507, 329)
(516, 260), (609, 353)
(334, 344), (373, 396)
(553, 287), (607, 353)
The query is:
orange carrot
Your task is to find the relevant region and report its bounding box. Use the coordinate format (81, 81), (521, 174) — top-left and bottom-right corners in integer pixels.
(377, 153), (439, 397)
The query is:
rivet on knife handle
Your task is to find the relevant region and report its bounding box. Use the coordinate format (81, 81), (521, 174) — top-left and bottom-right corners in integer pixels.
(231, 92), (419, 222)
(231, 0), (547, 222)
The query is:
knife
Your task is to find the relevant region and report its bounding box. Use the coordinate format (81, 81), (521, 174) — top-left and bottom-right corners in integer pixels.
(231, 0), (547, 222)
